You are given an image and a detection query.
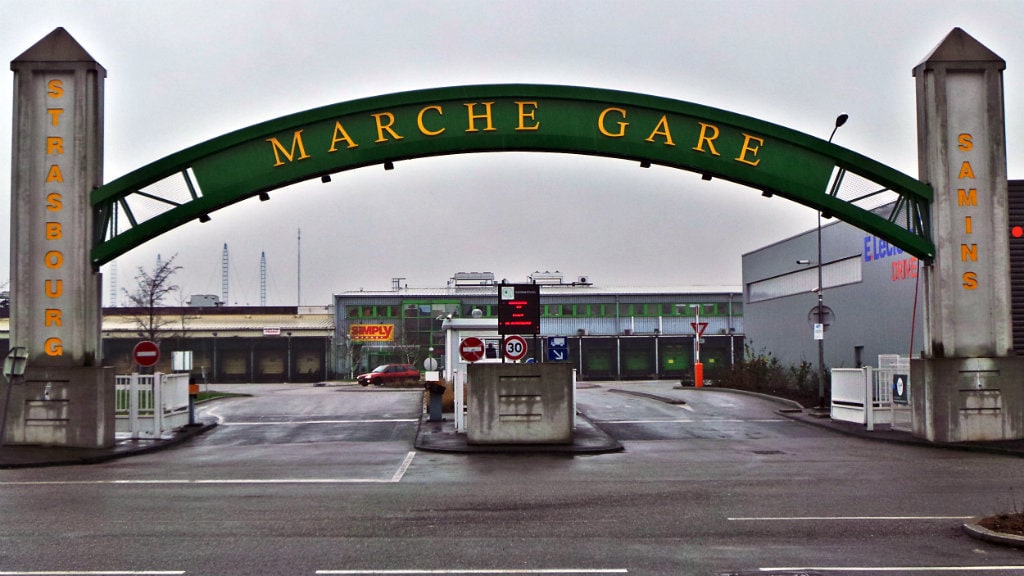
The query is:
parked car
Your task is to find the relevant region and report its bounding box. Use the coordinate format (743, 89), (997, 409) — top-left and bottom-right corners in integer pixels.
(356, 364), (420, 387)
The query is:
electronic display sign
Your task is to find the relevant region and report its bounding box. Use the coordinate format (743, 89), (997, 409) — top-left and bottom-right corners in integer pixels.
(498, 283), (540, 335)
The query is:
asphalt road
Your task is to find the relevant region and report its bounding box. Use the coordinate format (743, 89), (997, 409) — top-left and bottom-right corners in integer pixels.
(2, 381), (1024, 575)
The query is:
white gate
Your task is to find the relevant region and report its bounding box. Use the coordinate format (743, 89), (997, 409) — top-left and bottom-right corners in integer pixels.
(115, 373), (191, 439)
(875, 354), (912, 432)
(831, 355), (913, 432)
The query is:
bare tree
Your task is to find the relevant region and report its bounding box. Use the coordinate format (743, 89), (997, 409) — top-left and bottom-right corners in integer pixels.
(123, 254), (183, 343)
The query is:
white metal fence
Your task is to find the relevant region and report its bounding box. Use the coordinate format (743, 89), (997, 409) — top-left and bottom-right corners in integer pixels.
(115, 373), (191, 439)
(831, 355), (912, 431)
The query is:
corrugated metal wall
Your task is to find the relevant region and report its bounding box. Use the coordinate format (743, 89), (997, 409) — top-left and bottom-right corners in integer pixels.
(1010, 181), (1024, 352)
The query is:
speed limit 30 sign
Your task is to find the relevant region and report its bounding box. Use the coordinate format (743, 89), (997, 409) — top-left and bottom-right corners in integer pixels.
(503, 335), (528, 361)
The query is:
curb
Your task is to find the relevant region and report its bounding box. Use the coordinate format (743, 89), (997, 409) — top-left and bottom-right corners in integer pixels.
(413, 412), (622, 455)
(963, 518), (1024, 548)
(680, 386), (808, 411)
(0, 422), (218, 469)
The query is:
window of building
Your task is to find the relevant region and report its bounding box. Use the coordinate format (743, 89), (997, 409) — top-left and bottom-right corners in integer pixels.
(747, 256), (862, 303)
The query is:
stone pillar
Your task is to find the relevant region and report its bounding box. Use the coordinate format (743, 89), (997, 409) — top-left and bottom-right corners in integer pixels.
(5, 28), (114, 447)
(912, 28), (1024, 442)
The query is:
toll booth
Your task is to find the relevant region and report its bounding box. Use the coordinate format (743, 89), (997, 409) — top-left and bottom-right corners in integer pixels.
(442, 317), (503, 433)
(442, 317), (576, 439)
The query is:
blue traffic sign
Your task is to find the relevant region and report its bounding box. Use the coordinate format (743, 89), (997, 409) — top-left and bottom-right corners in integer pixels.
(548, 337), (569, 361)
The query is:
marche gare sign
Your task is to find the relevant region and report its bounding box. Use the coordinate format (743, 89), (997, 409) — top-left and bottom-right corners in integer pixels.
(91, 84), (932, 266)
(246, 88), (819, 208)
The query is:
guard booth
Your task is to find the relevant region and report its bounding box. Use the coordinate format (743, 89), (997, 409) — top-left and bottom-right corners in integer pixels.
(442, 316), (503, 434)
(442, 317), (576, 442)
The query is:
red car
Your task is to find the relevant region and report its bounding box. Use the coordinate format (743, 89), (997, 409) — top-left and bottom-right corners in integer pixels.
(357, 364), (420, 387)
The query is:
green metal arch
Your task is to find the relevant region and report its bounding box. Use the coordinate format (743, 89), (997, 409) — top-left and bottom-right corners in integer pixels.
(91, 84), (932, 266)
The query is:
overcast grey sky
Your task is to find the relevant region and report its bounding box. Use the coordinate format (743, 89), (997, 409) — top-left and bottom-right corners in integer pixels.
(3, 0), (1024, 306)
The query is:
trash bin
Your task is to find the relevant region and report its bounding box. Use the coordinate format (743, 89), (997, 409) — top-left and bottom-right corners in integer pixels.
(425, 382), (446, 422)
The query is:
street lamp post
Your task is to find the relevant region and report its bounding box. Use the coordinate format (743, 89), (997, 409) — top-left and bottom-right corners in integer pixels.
(817, 113), (848, 408)
(211, 332), (218, 384)
(286, 331), (293, 383)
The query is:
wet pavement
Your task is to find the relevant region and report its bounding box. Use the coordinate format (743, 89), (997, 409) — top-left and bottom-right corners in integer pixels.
(5, 385), (1024, 468)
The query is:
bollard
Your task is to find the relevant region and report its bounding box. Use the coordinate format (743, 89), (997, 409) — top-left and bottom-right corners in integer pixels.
(426, 382), (446, 422)
(694, 362), (704, 388)
(188, 377), (199, 426)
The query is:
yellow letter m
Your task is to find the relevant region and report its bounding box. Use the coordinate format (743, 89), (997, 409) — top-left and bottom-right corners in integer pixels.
(267, 130), (311, 167)
(957, 188), (978, 207)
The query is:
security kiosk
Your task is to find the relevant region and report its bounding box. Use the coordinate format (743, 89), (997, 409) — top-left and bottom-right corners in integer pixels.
(442, 314), (576, 439)
(442, 315), (503, 433)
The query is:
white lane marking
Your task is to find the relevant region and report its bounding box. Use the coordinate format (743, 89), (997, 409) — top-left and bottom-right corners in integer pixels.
(202, 404), (225, 424)
(730, 515), (974, 521)
(391, 451), (416, 482)
(677, 403), (695, 412)
(315, 565), (626, 569)
(760, 567), (1024, 572)
(222, 418), (417, 426)
(1, 452), (420, 486)
(0, 478), (398, 485)
(600, 419), (694, 424)
(599, 418), (788, 424)
(0, 572), (185, 575)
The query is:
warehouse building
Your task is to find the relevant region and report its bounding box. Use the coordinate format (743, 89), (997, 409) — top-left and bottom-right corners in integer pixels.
(0, 273), (743, 383)
(335, 271), (743, 381)
(742, 180), (1024, 371)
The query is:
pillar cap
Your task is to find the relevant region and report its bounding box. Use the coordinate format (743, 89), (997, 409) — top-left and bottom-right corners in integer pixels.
(11, 27), (105, 74)
(914, 27), (1004, 74)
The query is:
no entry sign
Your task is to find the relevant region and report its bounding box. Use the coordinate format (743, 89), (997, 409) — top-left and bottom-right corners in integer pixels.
(459, 337), (485, 362)
(133, 340), (160, 367)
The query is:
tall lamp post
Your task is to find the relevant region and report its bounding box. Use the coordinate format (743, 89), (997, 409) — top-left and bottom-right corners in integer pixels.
(816, 113), (849, 408)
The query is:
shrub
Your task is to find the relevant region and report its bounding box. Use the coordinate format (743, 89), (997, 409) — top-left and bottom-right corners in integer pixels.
(714, 343), (824, 408)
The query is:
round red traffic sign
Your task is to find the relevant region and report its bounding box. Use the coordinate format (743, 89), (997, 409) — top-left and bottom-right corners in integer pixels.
(459, 337), (485, 362)
(503, 335), (528, 361)
(133, 340), (160, 367)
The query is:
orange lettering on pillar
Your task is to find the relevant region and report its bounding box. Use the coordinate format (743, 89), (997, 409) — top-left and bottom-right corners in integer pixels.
(44, 309), (63, 327)
(44, 279), (63, 298)
(963, 272), (979, 290)
(44, 338), (63, 357)
(955, 132), (979, 293)
(958, 133), (974, 151)
(958, 161), (975, 179)
(47, 108), (64, 126)
(46, 136), (64, 155)
(47, 79), (63, 98)
(45, 164), (63, 183)
(42, 78), (67, 357)
(45, 222), (62, 240)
